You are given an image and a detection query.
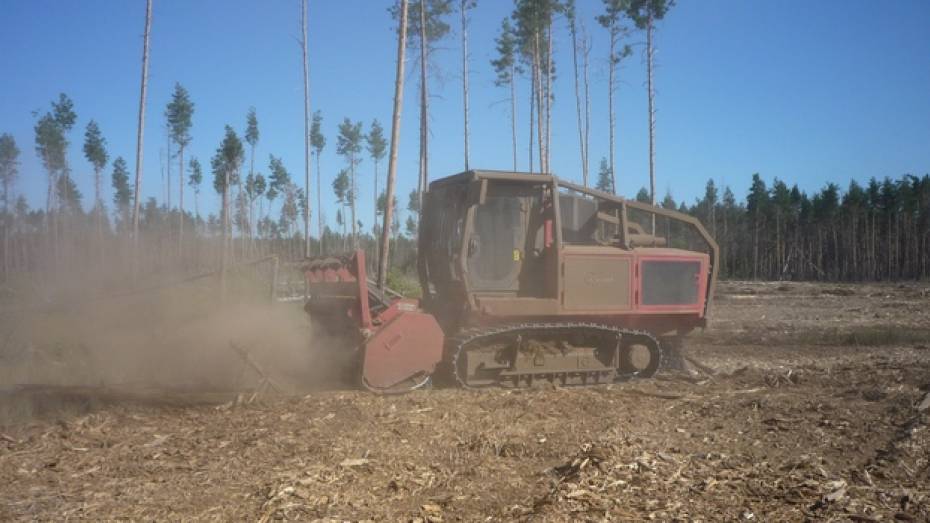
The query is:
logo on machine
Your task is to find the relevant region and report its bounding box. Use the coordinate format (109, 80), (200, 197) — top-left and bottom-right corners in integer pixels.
(584, 272), (615, 285)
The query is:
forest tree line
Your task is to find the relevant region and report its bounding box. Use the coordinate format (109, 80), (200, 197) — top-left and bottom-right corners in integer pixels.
(653, 173), (930, 282)
(2, 109), (928, 283)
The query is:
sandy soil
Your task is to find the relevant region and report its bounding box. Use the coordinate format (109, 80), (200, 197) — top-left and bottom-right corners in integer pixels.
(1, 281), (929, 521)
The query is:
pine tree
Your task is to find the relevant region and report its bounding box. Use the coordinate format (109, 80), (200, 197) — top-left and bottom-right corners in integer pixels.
(336, 118), (363, 248)
(746, 173), (768, 279)
(165, 83), (194, 250)
(0, 134), (19, 213)
(267, 154), (291, 227)
(332, 169), (350, 245)
(187, 157), (203, 222)
(598, 0), (632, 194)
(244, 107), (259, 249)
(310, 110), (326, 252)
(300, 0), (313, 257)
(82, 120), (109, 237)
(564, 0), (591, 186)
(626, 0), (674, 213)
(245, 172), (266, 245)
(379, 0), (410, 288)
(211, 126), (244, 269)
(0, 134), (20, 277)
(512, 0), (559, 174)
(111, 157), (132, 232)
(391, 0), (454, 208)
(35, 94), (76, 219)
(366, 120), (387, 236)
(132, 0), (153, 259)
(460, 0), (476, 170)
(661, 190), (676, 209)
(491, 18), (521, 171)
(595, 157), (612, 193)
(56, 173), (82, 215)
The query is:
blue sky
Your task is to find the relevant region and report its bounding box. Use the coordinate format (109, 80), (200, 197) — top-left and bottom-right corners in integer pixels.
(1, 0), (928, 230)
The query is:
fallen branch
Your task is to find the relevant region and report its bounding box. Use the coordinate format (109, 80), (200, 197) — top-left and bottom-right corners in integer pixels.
(228, 342), (282, 399)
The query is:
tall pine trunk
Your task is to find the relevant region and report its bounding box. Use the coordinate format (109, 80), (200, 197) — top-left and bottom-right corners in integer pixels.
(460, 0), (470, 171)
(509, 62), (518, 172)
(533, 33), (544, 173)
(178, 145), (185, 256)
(351, 159), (358, 249)
(545, 21), (553, 174)
(316, 153), (323, 254)
(373, 159), (379, 236)
(607, 29), (617, 193)
(646, 15), (657, 233)
(221, 167), (230, 299)
(378, 0), (408, 290)
(94, 165), (102, 244)
(582, 23), (591, 187)
(417, 1), (429, 212)
(570, 15), (587, 186)
(301, 0), (312, 258)
(528, 68), (534, 172)
(132, 0), (153, 272)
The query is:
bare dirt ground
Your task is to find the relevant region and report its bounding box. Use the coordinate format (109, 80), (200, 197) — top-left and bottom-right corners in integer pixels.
(2, 281), (930, 521)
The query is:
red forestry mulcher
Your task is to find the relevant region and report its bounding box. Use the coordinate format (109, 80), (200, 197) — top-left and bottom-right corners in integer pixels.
(303, 170), (718, 393)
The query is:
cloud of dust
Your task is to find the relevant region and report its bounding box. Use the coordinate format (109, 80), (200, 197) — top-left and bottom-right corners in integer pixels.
(0, 278), (353, 397)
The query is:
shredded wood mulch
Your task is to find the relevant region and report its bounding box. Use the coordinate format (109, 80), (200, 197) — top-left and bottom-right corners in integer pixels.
(2, 281), (929, 521)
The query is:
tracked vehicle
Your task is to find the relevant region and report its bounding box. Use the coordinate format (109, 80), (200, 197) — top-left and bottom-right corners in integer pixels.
(304, 170), (718, 393)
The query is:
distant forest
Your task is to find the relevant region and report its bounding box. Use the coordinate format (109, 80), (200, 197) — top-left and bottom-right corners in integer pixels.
(642, 173), (930, 281)
(1, 110), (927, 284)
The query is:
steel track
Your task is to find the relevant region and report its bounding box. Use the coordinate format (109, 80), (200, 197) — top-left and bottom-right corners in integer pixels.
(448, 322), (662, 390)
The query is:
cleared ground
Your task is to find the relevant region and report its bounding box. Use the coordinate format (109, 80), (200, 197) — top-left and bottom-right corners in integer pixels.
(1, 281), (929, 521)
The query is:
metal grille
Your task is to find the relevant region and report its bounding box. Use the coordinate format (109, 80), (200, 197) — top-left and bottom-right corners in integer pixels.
(641, 260), (700, 305)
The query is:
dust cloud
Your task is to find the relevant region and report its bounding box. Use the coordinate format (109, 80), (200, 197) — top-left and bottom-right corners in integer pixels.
(0, 272), (352, 424)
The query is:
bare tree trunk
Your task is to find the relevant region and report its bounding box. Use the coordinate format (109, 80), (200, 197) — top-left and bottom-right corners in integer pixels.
(545, 21), (553, 174)
(301, 0), (312, 259)
(248, 153), (255, 255)
(378, 0), (408, 290)
(607, 29), (617, 193)
(570, 15), (586, 186)
(582, 23), (592, 188)
(221, 168), (230, 299)
(533, 33), (544, 173)
(351, 159), (358, 249)
(2, 180), (8, 279)
(646, 15), (657, 233)
(132, 0), (152, 275)
(178, 145), (184, 256)
(373, 160), (379, 237)
(94, 166), (102, 244)
(510, 62), (517, 172)
(460, 0), (470, 171)
(417, 1), (429, 213)
(528, 69), (534, 173)
(166, 132), (171, 209)
(316, 153), (323, 254)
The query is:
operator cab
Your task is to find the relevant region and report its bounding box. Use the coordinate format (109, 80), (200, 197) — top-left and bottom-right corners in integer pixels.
(420, 170), (718, 326)
(421, 173), (554, 299)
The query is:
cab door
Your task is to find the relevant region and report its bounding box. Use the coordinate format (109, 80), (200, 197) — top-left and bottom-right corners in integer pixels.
(466, 184), (529, 292)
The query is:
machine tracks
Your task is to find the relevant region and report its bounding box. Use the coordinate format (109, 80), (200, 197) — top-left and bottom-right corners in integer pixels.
(448, 322), (662, 390)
